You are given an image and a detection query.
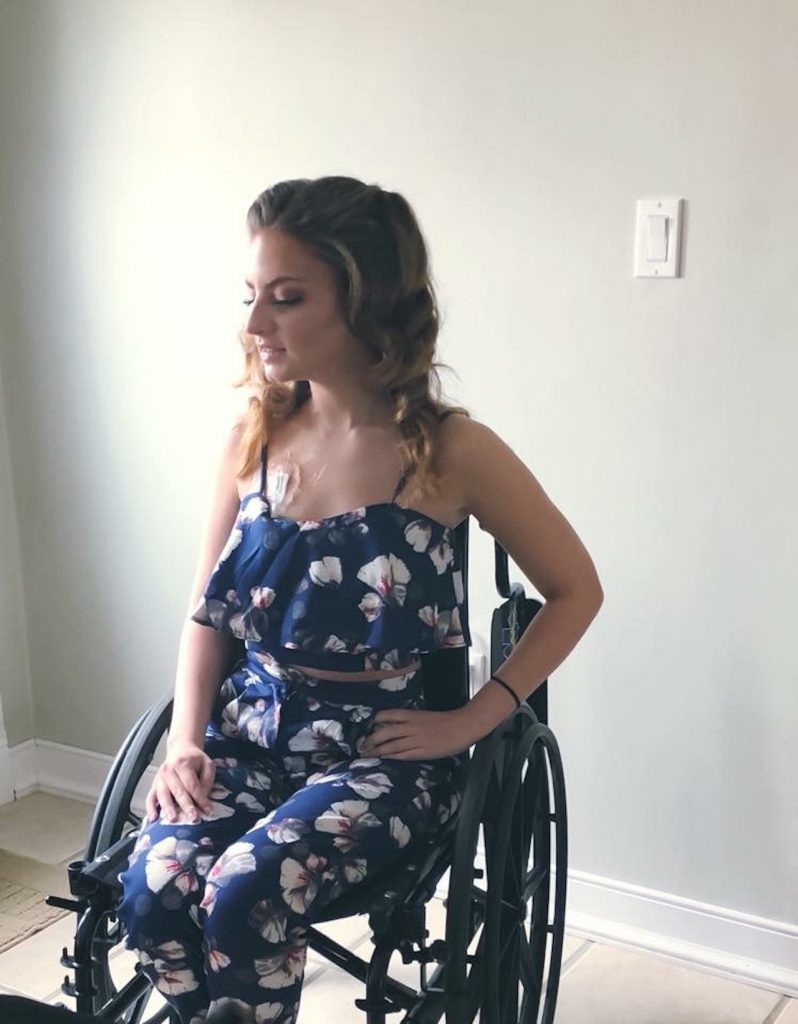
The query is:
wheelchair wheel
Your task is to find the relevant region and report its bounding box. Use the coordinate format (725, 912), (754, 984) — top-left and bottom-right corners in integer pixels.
(444, 704), (568, 1024)
(64, 694), (174, 1022)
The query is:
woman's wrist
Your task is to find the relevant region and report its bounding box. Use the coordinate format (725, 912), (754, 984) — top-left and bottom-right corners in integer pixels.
(166, 728), (206, 752)
(455, 676), (522, 743)
(487, 672), (521, 709)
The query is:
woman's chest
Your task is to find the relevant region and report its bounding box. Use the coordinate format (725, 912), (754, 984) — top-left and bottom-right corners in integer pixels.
(240, 435), (467, 529)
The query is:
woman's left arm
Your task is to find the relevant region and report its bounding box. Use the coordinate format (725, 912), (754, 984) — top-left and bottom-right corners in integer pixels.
(361, 416), (604, 759)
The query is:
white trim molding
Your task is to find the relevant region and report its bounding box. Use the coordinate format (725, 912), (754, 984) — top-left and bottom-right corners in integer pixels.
(0, 694), (14, 803)
(10, 737), (157, 814)
(562, 868), (798, 998)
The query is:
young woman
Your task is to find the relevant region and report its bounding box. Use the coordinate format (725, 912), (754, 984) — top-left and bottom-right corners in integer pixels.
(117, 176), (604, 1024)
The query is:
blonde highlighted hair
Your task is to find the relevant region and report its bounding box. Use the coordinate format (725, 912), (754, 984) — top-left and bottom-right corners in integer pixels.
(233, 175), (470, 501)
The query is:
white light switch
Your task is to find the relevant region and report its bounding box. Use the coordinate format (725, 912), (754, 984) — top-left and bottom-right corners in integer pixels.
(646, 214), (668, 261)
(635, 198), (683, 277)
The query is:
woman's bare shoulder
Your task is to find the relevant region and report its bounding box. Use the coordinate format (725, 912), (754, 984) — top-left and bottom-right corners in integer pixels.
(425, 410), (475, 523)
(444, 414), (604, 600)
(434, 409), (476, 470)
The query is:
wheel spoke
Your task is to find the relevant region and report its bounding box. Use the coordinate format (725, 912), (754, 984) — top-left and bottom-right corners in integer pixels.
(505, 766), (535, 909)
(518, 763), (526, 848)
(497, 903), (523, 964)
(484, 759), (504, 823)
(523, 862), (549, 902)
(461, 923), (486, 1024)
(499, 925), (521, 1021)
(505, 833), (523, 903)
(517, 925), (540, 996)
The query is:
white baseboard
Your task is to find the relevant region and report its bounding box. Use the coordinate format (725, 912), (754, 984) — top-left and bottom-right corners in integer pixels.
(8, 737), (37, 799)
(433, 853), (797, 998)
(9, 736), (157, 814)
(7, 737), (797, 999)
(0, 739), (14, 804)
(561, 869), (796, 998)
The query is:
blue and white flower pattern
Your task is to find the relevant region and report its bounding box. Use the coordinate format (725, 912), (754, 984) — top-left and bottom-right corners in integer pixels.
(189, 497), (471, 669)
(118, 433), (470, 1023)
(117, 661), (466, 1024)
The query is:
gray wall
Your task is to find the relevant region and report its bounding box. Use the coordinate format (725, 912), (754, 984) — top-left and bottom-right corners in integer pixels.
(0, 371), (34, 748)
(0, 0), (795, 929)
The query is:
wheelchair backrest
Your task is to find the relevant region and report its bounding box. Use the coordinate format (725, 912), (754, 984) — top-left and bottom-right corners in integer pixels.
(418, 514), (471, 713)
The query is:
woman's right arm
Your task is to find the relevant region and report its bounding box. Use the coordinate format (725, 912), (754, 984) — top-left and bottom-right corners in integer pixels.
(146, 420), (245, 823)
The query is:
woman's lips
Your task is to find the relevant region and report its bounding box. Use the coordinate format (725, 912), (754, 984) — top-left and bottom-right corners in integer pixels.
(259, 347), (285, 360)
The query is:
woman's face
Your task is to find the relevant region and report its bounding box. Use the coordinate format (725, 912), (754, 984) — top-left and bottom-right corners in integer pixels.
(243, 227), (362, 381)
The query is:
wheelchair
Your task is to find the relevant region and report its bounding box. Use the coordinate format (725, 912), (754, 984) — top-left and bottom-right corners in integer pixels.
(44, 515), (569, 1024)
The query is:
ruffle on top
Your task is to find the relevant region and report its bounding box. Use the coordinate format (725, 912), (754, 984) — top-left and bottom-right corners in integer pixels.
(190, 493), (472, 672)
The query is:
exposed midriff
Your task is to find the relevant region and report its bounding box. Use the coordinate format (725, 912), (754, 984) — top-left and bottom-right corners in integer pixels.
(289, 658), (422, 683)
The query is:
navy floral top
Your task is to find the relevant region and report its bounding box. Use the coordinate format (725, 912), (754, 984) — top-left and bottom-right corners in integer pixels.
(190, 431), (471, 672)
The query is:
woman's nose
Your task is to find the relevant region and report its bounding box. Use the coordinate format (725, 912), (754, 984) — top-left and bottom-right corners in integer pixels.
(244, 300), (277, 337)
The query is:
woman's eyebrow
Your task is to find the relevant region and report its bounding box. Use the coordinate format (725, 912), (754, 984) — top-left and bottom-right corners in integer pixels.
(244, 275), (306, 289)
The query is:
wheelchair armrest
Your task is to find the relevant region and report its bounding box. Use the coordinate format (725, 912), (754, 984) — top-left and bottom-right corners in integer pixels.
(68, 831), (139, 898)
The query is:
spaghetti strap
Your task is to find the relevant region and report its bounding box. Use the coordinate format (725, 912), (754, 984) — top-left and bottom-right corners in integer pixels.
(391, 465), (410, 504)
(392, 410), (452, 502)
(259, 443), (268, 498)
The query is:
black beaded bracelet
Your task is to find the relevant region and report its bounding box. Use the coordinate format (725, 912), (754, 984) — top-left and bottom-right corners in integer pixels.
(488, 672), (521, 710)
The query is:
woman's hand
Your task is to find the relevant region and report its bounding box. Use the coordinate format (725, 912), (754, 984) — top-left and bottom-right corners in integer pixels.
(145, 739), (216, 824)
(358, 707), (477, 761)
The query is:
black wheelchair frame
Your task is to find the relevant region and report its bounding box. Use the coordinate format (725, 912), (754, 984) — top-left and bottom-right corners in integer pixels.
(45, 515), (569, 1024)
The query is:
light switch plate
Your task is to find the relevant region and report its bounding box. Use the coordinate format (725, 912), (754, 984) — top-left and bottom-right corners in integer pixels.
(634, 198), (683, 277)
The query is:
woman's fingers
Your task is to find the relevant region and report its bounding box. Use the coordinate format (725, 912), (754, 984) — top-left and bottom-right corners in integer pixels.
(199, 757), (215, 811)
(365, 724), (413, 751)
(145, 786), (159, 822)
(145, 756), (215, 824)
(169, 766), (205, 821)
(154, 777), (179, 822)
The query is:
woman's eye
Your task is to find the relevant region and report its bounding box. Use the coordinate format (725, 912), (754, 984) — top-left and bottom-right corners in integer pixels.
(241, 297), (301, 308)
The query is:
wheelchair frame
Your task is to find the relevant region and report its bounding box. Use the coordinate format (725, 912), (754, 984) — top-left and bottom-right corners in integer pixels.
(46, 515), (569, 1024)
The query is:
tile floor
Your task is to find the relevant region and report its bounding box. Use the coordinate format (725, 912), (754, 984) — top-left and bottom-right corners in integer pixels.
(0, 792), (794, 1022)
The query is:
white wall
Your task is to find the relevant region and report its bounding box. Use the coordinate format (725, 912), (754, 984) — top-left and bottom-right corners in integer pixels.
(0, 0), (795, 987)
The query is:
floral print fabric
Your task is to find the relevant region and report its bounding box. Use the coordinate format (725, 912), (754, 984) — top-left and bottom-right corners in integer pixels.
(117, 659), (466, 1024)
(189, 483), (472, 673)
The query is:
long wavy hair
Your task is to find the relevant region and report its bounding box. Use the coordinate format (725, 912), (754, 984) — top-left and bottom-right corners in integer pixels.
(233, 175), (471, 501)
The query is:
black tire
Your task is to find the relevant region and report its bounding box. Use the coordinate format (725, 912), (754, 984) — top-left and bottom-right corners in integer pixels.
(99, 695), (174, 1021)
(91, 694), (174, 860)
(83, 704), (152, 865)
(444, 706), (568, 1023)
(71, 695), (175, 1022)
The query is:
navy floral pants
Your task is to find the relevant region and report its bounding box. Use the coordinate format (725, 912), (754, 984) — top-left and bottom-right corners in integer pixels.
(116, 654), (467, 1024)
